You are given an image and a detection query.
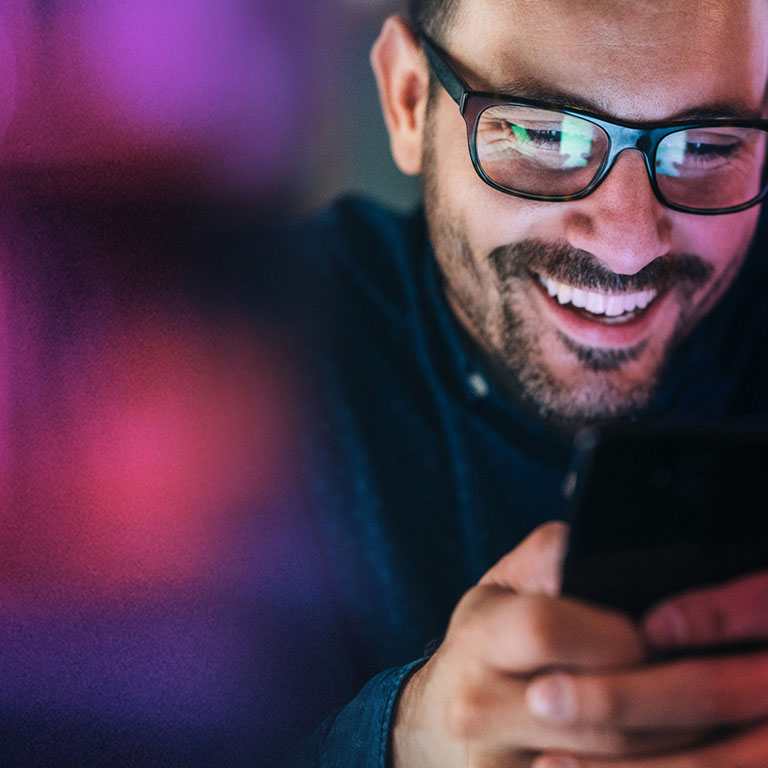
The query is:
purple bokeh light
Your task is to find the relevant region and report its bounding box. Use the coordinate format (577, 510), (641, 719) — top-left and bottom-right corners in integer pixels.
(0, 0), (326, 199)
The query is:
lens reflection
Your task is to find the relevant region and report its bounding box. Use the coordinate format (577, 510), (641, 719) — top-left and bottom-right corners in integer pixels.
(476, 105), (608, 196)
(656, 126), (768, 210)
(474, 104), (767, 211)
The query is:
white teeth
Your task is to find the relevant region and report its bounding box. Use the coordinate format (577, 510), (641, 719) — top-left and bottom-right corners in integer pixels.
(571, 288), (587, 308)
(604, 295), (626, 317)
(636, 290), (655, 309)
(585, 292), (605, 314)
(537, 274), (658, 317)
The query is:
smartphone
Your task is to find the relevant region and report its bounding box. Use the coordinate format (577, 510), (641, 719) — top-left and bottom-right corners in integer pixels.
(560, 423), (768, 621)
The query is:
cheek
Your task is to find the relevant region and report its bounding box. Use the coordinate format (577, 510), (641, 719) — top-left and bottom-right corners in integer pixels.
(670, 211), (759, 279)
(429, 96), (549, 252)
(460, 187), (555, 254)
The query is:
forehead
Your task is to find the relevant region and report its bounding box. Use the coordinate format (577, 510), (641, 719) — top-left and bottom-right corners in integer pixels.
(447, 0), (768, 121)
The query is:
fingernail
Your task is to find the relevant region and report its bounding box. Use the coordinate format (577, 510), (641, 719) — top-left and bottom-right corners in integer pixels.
(526, 674), (575, 722)
(645, 604), (689, 646)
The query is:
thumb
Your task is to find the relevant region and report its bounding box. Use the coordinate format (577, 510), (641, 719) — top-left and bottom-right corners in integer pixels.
(480, 521), (570, 597)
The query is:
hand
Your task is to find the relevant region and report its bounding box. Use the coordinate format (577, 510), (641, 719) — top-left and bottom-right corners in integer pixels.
(644, 571), (768, 651)
(525, 570), (768, 767)
(391, 523), (696, 768)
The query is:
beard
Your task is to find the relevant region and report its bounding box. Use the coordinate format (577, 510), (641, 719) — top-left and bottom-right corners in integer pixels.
(420, 114), (716, 431)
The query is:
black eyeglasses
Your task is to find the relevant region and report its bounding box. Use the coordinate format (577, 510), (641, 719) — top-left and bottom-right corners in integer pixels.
(421, 33), (768, 215)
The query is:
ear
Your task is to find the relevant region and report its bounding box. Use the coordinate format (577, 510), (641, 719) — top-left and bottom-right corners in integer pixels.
(370, 16), (430, 176)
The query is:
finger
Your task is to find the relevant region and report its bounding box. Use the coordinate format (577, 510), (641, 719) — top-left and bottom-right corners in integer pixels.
(441, 667), (701, 756)
(452, 587), (644, 673)
(532, 721), (768, 768)
(480, 521), (570, 597)
(526, 651), (768, 730)
(644, 571), (768, 649)
(468, 734), (700, 768)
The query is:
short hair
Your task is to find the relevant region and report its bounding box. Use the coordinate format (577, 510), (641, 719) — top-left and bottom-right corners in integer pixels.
(407, 0), (458, 41)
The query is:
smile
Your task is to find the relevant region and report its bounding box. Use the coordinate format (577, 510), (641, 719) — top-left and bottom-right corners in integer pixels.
(529, 268), (673, 351)
(534, 272), (659, 325)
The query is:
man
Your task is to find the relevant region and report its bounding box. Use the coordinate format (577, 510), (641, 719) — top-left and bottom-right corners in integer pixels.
(281, 0), (768, 765)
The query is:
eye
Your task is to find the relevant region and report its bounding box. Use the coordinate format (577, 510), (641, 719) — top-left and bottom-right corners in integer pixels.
(656, 128), (751, 176)
(684, 141), (739, 158)
(502, 123), (564, 150)
(522, 128), (562, 147)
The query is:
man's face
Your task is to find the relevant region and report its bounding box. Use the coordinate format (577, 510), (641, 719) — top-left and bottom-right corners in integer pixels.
(422, 0), (768, 429)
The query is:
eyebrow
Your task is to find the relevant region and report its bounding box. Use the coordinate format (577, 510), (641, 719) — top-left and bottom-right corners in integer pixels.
(489, 78), (763, 122)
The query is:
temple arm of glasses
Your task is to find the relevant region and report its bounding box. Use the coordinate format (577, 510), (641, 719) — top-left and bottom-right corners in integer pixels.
(419, 33), (468, 111)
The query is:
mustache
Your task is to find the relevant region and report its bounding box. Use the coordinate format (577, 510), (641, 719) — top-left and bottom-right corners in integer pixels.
(488, 240), (714, 293)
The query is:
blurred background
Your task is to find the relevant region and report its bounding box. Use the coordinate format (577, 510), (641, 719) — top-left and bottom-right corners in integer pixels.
(0, 0), (418, 214)
(0, 1), (417, 765)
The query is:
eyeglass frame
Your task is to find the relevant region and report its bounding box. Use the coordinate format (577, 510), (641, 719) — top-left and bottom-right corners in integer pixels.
(419, 31), (768, 216)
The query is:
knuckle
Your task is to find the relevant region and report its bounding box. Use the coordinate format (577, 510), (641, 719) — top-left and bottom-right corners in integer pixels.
(589, 679), (627, 723)
(448, 587), (488, 643)
(515, 596), (559, 659)
(451, 585), (519, 659)
(454, 584), (501, 627)
(451, 585), (483, 624)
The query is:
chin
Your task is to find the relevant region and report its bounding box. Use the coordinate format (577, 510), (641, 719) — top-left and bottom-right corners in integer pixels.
(512, 345), (666, 432)
(530, 382), (654, 434)
(555, 377), (655, 426)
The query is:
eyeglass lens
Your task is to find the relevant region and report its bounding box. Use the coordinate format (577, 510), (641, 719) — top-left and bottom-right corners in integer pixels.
(475, 105), (768, 210)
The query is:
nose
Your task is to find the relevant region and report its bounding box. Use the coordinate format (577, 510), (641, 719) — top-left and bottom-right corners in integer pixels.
(563, 149), (672, 275)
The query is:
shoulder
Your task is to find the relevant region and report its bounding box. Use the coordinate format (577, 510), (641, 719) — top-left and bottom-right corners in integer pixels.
(285, 195), (427, 325)
(299, 195), (423, 258)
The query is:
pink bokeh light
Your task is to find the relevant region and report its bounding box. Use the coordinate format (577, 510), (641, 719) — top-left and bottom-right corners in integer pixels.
(3, 310), (295, 592)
